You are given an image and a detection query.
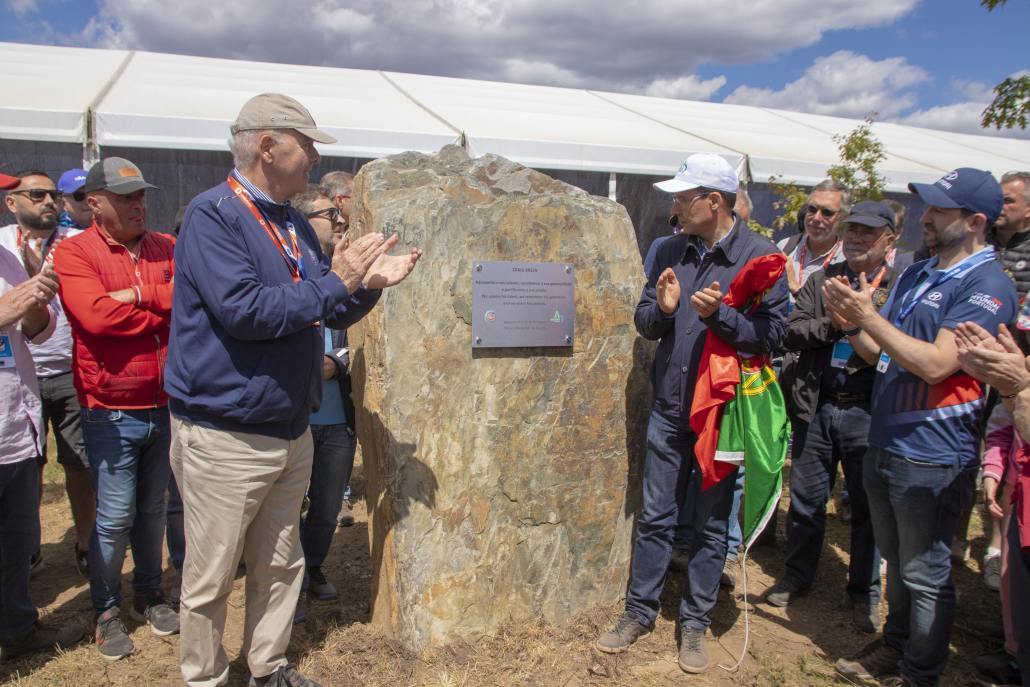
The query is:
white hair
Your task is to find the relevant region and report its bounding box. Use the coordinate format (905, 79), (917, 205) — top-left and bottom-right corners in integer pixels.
(229, 129), (284, 169)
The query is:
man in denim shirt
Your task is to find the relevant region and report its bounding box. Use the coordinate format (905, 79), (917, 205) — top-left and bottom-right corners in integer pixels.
(596, 154), (787, 673)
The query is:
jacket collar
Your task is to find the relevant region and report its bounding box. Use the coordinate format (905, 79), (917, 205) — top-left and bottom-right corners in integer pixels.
(681, 214), (747, 264)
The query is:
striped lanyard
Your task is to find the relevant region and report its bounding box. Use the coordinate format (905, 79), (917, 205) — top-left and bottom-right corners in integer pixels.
(795, 238), (841, 276)
(226, 176), (307, 283)
(893, 247), (996, 324)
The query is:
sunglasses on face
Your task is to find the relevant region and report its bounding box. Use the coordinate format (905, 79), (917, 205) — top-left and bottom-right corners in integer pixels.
(306, 207), (342, 223)
(806, 204), (839, 219)
(69, 191), (87, 202)
(10, 189), (62, 202)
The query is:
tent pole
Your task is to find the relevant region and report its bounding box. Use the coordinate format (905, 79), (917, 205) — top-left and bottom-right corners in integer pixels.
(85, 50), (137, 167)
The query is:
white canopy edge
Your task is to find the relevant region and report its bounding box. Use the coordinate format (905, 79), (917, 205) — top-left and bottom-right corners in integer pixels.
(1, 41), (1026, 192)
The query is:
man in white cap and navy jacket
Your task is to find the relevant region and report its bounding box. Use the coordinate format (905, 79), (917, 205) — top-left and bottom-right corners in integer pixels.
(596, 154), (788, 673)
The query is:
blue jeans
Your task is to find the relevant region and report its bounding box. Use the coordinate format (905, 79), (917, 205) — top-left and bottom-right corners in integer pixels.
(0, 459), (40, 644)
(863, 447), (976, 686)
(675, 467), (743, 557)
(167, 473), (185, 571)
(626, 410), (738, 630)
(783, 400), (880, 603)
(83, 407), (172, 616)
(300, 424), (356, 568)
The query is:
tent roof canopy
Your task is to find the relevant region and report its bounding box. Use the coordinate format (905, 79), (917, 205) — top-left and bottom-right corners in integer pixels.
(1, 41), (1027, 192)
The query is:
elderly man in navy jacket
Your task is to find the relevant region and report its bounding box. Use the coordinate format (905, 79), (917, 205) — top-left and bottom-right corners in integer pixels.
(165, 93), (420, 687)
(596, 154), (787, 673)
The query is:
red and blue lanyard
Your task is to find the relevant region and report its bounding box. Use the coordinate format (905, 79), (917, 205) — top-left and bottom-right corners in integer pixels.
(227, 175), (307, 283)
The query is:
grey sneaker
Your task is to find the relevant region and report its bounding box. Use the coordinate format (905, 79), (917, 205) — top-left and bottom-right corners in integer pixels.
(596, 613), (650, 653)
(95, 608), (134, 661)
(132, 592), (180, 636)
(720, 555), (738, 589)
(764, 579), (806, 607)
(0, 620), (83, 662)
(678, 627), (709, 674)
(847, 598), (880, 634)
(307, 566), (337, 601)
(249, 663), (323, 687)
(984, 551), (1002, 591)
(835, 638), (902, 684)
(336, 499), (355, 528)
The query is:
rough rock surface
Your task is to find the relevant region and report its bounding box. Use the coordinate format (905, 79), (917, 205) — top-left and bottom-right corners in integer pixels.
(347, 145), (650, 649)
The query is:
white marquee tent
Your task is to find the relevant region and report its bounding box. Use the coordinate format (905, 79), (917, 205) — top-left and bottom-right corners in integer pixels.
(1, 41), (1028, 245)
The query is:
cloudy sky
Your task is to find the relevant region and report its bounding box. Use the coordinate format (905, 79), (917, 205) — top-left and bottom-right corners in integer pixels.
(3, 0), (1028, 139)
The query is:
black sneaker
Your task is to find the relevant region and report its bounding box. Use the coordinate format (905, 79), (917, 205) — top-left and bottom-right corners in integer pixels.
(29, 551), (44, 578)
(248, 663), (323, 686)
(0, 620), (83, 662)
(336, 499), (355, 528)
(835, 638), (902, 684)
(764, 578), (806, 607)
(307, 566), (337, 601)
(74, 545), (89, 578)
(972, 651), (1022, 687)
(293, 589), (309, 625)
(95, 608), (134, 661)
(678, 627), (709, 674)
(131, 591), (180, 636)
(596, 613), (650, 653)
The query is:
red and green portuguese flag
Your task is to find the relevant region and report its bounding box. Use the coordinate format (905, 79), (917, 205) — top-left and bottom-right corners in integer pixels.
(689, 253), (791, 548)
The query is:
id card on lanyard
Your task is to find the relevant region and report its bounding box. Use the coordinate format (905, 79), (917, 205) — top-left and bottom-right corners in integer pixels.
(876, 247), (996, 374)
(0, 334), (14, 368)
(227, 175), (308, 283)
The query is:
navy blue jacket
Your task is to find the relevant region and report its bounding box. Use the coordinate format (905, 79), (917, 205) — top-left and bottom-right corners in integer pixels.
(165, 180), (380, 440)
(635, 218), (788, 421)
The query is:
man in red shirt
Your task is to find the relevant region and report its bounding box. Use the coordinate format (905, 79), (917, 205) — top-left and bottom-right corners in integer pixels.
(53, 157), (179, 661)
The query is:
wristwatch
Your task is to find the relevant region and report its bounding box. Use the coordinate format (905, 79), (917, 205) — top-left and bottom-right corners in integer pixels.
(841, 325), (861, 337)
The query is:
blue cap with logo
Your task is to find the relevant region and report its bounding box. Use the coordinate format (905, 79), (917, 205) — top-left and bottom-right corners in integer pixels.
(907, 168), (1003, 224)
(57, 168), (88, 195)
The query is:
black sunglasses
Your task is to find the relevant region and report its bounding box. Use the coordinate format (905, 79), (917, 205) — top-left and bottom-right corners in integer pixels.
(306, 207), (342, 222)
(806, 204), (838, 219)
(9, 189), (62, 202)
(70, 191), (87, 202)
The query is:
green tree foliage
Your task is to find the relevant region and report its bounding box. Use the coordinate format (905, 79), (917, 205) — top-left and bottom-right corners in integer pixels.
(980, 0), (1028, 130)
(826, 115), (887, 202)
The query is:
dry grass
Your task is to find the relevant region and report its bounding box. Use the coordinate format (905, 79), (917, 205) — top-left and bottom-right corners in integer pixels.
(3, 456), (1005, 686)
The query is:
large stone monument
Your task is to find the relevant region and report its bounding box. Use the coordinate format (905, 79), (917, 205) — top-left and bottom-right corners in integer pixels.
(347, 145), (650, 649)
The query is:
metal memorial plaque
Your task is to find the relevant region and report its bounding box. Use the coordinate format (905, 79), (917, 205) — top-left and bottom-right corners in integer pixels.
(472, 261), (574, 348)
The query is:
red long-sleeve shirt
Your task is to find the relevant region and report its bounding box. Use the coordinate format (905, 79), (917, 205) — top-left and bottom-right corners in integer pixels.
(53, 224), (175, 409)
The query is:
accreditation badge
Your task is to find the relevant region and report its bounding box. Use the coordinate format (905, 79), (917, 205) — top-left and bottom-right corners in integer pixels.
(0, 334), (15, 368)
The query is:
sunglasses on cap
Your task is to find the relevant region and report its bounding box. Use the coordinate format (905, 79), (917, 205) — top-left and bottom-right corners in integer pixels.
(806, 204), (839, 219)
(9, 189), (62, 202)
(306, 207), (343, 223)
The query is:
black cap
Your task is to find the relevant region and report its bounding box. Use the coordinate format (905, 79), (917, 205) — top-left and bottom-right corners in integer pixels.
(845, 200), (896, 232)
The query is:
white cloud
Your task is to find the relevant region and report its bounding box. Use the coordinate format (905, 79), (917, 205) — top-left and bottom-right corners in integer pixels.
(724, 50), (928, 119)
(71, 0), (918, 94)
(8, 0), (40, 16)
(644, 75), (726, 101)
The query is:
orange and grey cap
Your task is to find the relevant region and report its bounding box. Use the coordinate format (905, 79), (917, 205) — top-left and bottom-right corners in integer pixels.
(231, 93), (337, 144)
(82, 157), (158, 195)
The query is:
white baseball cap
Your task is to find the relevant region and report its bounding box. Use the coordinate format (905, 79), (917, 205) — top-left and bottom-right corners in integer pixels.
(654, 153), (739, 194)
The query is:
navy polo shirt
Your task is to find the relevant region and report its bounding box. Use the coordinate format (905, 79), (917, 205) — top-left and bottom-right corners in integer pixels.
(869, 248), (1017, 466)
(635, 218), (788, 421)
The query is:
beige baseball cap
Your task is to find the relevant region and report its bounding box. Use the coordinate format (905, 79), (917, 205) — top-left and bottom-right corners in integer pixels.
(230, 93), (337, 144)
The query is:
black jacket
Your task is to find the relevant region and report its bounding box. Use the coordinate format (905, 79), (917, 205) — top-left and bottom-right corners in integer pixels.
(779, 262), (895, 424)
(989, 227), (1030, 298)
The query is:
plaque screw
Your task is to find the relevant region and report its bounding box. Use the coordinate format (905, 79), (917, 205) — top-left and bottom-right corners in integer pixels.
(475, 337), (482, 344)
(565, 265), (571, 273)
(565, 335), (572, 344)
(475, 264), (482, 272)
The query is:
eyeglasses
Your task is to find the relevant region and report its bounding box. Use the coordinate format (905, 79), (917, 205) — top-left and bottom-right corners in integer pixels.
(806, 204), (839, 219)
(69, 191), (87, 202)
(9, 189), (62, 202)
(306, 207), (342, 223)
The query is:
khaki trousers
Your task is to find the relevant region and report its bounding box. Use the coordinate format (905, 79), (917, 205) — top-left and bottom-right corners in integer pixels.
(170, 417), (313, 686)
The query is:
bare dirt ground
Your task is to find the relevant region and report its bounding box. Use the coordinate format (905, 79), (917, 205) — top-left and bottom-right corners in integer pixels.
(2, 458), (1004, 686)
